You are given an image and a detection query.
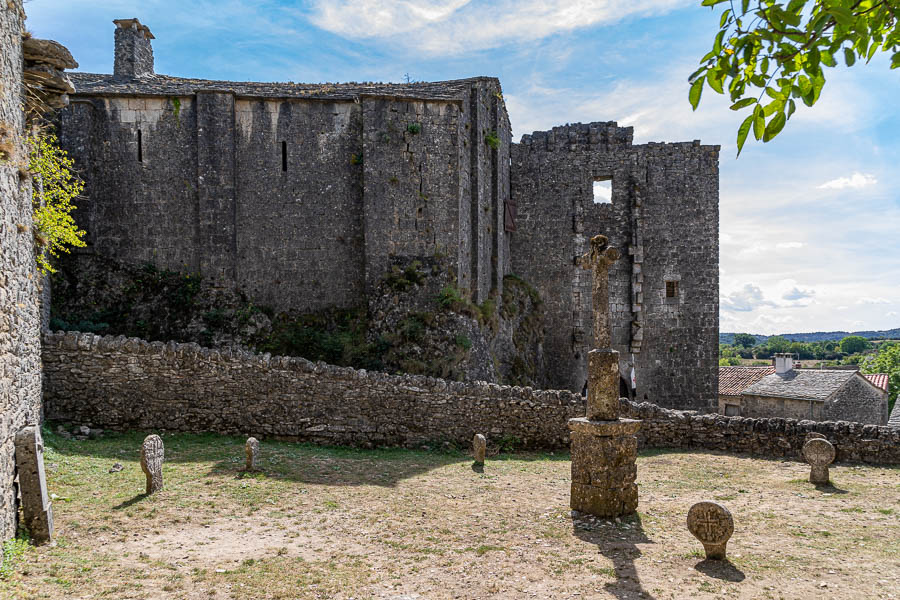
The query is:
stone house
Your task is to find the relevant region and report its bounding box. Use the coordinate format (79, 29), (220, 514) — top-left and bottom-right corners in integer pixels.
(718, 365), (774, 416)
(56, 18), (720, 409)
(727, 354), (888, 425)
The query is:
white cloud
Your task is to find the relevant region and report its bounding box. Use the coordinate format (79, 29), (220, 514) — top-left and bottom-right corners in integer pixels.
(887, 311), (898, 317)
(782, 287), (814, 301)
(308, 0), (691, 55)
(817, 172), (878, 190)
(775, 242), (803, 249)
(721, 284), (777, 313)
(856, 297), (891, 305)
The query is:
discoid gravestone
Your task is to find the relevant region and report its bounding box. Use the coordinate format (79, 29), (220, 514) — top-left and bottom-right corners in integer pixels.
(803, 438), (835, 484)
(14, 425), (53, 544)
(140, 434), (164, 494)
(473, 434), (486, 464)
(245, 437), (259, 471)
(687, 501), (734, 560)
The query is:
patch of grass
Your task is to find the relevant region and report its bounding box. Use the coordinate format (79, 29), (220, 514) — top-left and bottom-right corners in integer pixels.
(474, 544), (505, 556)
(0, 537), (29, 580)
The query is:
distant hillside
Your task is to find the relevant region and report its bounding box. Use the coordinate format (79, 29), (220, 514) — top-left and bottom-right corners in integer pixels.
(720, 328), (900, 345)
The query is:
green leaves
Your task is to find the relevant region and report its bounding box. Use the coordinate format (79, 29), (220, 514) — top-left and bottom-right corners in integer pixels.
(690, 0), (900, 156)
(689, 77), (704, 110)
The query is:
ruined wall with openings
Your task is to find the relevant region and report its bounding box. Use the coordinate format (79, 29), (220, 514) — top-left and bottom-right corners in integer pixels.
(58, 78), (512, 313)
(510, 123), (719, 411)
(0, 0), (44, 539)
(42, 332), (900, 465)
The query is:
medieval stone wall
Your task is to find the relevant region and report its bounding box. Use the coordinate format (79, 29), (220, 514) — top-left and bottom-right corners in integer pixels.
(58, 79), (512, 313)
(510, 123), (719, 411)
(0, 0), (44, 539)
(42, 332), (900, 465)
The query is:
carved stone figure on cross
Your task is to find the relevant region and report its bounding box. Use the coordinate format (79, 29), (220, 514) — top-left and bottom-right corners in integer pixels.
(578, 234), (620, 349)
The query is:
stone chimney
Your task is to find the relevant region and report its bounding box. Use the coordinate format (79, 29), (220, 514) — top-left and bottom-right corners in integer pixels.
(774, 353), (793, 375)
(113, 18), (154, 78)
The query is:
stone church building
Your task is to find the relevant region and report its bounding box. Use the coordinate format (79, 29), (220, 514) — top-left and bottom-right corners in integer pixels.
(57, 18), (721, 410)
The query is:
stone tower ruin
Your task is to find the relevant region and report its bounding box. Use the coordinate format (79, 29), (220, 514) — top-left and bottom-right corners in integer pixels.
(56, 18), (719, 410)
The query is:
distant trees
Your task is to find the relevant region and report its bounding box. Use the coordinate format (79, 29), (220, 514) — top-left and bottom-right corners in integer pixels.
(733, 333), (757, 347)
(719, 334), (883, 364)
(840, 335), (870, 354)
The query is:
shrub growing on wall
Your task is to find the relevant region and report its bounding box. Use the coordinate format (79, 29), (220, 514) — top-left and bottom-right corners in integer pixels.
(27, 131), (86, 273)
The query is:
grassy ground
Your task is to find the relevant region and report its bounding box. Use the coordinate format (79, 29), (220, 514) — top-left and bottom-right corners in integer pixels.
(1, 430), (899, 599)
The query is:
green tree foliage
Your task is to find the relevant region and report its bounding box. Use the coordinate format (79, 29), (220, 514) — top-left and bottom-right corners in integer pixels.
(766, 335), (791, 352)
(861, 342), (900, 410)
(691, 0), (900, 155)
(27, 132), (86, 273)
(733, 332), (757, 347)
(840, 334), (870, 354)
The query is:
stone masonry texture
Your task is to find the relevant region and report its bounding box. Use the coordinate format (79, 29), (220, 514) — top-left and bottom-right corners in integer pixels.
(1, 0), (44, 540)
(510, 123), (719, 409)
(55, 23), (716, 410)
(42, 332), (900, 465)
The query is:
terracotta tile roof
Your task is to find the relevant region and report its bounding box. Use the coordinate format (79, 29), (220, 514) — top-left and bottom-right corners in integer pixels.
(742, 369), (856, 402)
(864, 373), (889, 392)
(718, 366), (775, 396)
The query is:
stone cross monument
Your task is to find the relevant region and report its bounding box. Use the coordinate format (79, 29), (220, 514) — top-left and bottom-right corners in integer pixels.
(568, 234), (642, 517)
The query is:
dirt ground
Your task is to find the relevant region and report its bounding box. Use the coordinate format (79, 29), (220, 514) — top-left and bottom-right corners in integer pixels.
(2, 430), (899, 599)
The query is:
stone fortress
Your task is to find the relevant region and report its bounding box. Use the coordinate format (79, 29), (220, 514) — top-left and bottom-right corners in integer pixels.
(56, 18), (720, 411)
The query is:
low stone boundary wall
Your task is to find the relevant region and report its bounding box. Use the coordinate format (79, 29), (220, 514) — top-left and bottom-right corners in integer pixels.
(42, 332), (583, 449)
(42, 332), (900, 464)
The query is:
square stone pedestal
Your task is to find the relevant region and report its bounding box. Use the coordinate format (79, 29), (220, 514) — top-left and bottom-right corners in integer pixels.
(568, 417), (642, 517)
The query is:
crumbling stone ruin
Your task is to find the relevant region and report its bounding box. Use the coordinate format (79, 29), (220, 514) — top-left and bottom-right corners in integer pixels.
(0, 0), (68, 540)
(54, 17), (719, 408)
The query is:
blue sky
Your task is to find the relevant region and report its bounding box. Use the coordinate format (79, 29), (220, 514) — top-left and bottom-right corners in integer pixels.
(25, 0), (900, 335)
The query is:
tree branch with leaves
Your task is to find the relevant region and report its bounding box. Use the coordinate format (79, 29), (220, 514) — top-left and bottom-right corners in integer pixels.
(690, 0), (900, 155)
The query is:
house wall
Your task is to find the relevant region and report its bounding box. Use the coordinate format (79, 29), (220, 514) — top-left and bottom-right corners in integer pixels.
(738, 394), (821, 421)
(510, 123), (719, 410)
(823, 375), (888, 425)
(0, 0), (44, 539)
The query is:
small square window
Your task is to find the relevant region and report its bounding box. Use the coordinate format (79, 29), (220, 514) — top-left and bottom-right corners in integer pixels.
(592, 179), (612, 204)
(665, 280), (678, 298)
(725, 404), (741, 417)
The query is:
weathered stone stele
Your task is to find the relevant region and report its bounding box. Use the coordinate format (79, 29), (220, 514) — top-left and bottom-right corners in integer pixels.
(473, 433), (486, 464)
(687, 501), (734, 560)
(14, 425), (53, 544)
(140, 434), (164, 494)
(803, 438), (835, 484)
(245, 437), (259, 471)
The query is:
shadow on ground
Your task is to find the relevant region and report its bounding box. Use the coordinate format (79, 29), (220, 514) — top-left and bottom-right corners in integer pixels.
(694, 558), (745, 582)
(43, 426), (570, 488)
(572, 512), (656, 600)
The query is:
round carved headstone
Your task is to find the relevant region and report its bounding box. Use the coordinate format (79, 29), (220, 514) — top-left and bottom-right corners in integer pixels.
(687, 501), (734, 560)
(802, 438), (835, 467)
(804, 432), (826, 444)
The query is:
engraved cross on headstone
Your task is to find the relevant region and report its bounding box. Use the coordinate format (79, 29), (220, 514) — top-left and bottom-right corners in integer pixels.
(578, 234), (620, 349)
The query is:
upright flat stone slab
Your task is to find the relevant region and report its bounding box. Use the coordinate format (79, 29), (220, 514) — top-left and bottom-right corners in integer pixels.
(245, 437), (259, 471)
(803, 438), (835, 484)
(568, 418), (641, 517)
(140, 434), (164, 494)
(687, 501), (733, 560)
(472, 434), (486, 464)
(14, 425), (53, 544)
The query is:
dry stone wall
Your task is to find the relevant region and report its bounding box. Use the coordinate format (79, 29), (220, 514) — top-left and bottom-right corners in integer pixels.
(43, 332), (900, 465)
(0, 0), (44, 540)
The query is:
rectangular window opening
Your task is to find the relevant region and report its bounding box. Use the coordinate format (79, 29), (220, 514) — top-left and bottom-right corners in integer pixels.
(725, 404), (741, 417)
(281, 141), (287, 172)
(137, 129), (143, 163)
(592, 178), (611, 204)
(665, 280), (679, 298)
